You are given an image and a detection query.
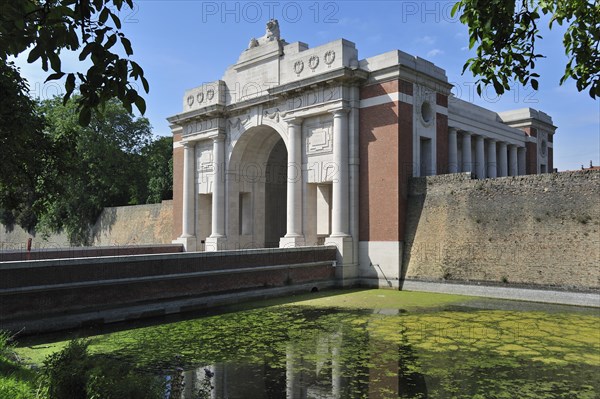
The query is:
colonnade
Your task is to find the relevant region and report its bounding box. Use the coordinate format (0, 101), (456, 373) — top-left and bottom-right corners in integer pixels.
(180, 107), (352, 247)
(448, 127), (526, 179)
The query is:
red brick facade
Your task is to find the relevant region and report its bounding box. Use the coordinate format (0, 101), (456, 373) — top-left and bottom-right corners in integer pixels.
(524, 127), (538, 175)
(436, 112), (449, 175)
(358, 80), (415, 243)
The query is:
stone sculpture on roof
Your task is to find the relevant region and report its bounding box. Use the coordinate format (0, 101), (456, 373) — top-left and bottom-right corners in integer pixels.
(247, 19), (281, 49)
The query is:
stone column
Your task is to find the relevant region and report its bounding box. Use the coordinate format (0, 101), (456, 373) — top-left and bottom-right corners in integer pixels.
(508, 145), (518, 176)
(448, 128), (458, 173)
(181, 142), (195, 239)
(475, 135), (485, 179)
(498, 141), (508, 177)
(210, 135), (225, 238)
(206, 135), (227, 251)
(518, 146), (526, 175)
(285, 119), (303, 239)
(461, 131), (472, 174)
(331, 109), (350, 237)
(487, 139), (497, 178)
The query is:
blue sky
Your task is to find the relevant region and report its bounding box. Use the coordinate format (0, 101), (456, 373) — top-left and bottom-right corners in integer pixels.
(14, 0), (599, 171)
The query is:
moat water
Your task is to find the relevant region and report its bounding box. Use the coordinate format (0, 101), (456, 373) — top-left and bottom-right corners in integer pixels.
(16, 290), (600, 399)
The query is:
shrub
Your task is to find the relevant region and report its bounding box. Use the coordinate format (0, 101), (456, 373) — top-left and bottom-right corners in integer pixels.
(41, 339), (90, 399)
(40, 339), (164, 399)
(0, 330), (37, 399)
(0, 376), (32, 399)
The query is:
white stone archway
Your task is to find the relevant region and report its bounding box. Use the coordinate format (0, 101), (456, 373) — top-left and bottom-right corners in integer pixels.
(226, 124), (288, 249)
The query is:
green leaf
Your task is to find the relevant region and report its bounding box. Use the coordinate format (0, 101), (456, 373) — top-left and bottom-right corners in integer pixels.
(78, 106), (92, 127)
(492, 79), (504, 95)
(79, 43), (93, 61)
(105, 34), (117, 49)
(99, 7), (110, 25)
(134, 96), (146, 115)
(141, 76), (149, 93)
(45, 72), (66, 82)
(110, 11), (122, 29)
(530, 79), (538, 90)
(121, 37), (133, 56)
(49, 52), (62, 72)
(65, 74), (76, 100)
(27, 45), (42, 63)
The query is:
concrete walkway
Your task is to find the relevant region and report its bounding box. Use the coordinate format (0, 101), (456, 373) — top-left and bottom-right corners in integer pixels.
(401, 280), (600, 308)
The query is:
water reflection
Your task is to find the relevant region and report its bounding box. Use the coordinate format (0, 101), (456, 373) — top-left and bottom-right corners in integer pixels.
(165, 310), (431, 399)
(16, 297), (600, 399)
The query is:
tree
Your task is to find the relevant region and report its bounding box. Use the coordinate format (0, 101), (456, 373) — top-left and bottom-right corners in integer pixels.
(0, 61), (49, 232)
(0, 0), (148, 125)
(34, 96), (153, 244)
(452, 0), (600, 98)
(144, 136), (174, 204)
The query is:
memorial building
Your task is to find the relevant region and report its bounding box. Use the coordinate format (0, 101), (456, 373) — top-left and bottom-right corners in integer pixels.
(167, 20), (556, 285)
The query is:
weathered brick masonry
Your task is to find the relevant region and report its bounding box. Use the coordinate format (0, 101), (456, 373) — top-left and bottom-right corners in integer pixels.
(403, 170), (600, 290)
(0, 247), (337, 329)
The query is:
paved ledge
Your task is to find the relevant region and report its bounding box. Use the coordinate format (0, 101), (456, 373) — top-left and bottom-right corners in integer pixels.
(400, 280), (600, 308)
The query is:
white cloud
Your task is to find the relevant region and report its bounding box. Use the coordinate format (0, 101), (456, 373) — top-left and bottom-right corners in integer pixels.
(427, 49), (444, 57)
(415, 35), (436, 45)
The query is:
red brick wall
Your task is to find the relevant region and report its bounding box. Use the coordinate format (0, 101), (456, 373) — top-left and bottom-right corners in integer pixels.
(526, 142), (538, 175)
(360, 79), (412, 100)
(359, 99), (400, 241)
(1, 248), (337, 323)
(436, 112), (449, 174)
(524, 127), (538, 175)
(361, 80), (398, 100)
(397, 102), (413, 241)
(359, 80), (414, 242)
(172, 132), (183, 240)
(436, 92), (448, 108)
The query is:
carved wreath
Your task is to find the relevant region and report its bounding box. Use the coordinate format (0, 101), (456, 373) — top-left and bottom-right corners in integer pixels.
(187, 95), (194, 107)
(206, 89), (215, 101)
(294, 60), (304, 74)
(309, 55), (320, 70)
(324, 50), (335, 65)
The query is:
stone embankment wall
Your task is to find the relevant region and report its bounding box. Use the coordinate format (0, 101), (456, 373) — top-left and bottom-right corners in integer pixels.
(0, 200), (174, 250)
(403, 170), (600, 290)
(1, 247), (337, 333)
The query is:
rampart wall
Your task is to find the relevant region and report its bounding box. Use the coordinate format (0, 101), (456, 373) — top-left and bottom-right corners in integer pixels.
(0, 200), (173, 250)
(403, 170), (600, 290)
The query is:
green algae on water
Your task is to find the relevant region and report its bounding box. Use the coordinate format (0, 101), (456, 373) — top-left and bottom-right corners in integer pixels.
(14, 289), (600, 398)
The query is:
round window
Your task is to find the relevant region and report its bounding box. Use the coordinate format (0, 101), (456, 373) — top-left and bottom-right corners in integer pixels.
(421, 101), (433, 123)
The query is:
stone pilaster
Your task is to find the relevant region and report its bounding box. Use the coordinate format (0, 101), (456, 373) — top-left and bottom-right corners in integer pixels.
(487, 139), (497, 178)
(448, 127), (458, 173)
(175, 141), (197, 251)
(280, 118), (305, 247)
(206, 135), (227, 251)
(518, 147), (527, 176)
(461, 131), (472, 173)
(475, 135), (485, 179)
(498, 141), (508, 177)
(508, 144), (518, 176)
(331, 108), (350, 237)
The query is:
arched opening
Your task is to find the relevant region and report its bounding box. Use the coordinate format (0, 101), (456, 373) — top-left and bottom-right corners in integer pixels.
(228, 125), (287, 248)
(264, 139), (287, 247)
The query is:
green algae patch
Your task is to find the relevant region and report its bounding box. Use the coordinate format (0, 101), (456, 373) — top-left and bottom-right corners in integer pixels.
(277, 288), (471, 310)
(12, 289), (600, 398)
